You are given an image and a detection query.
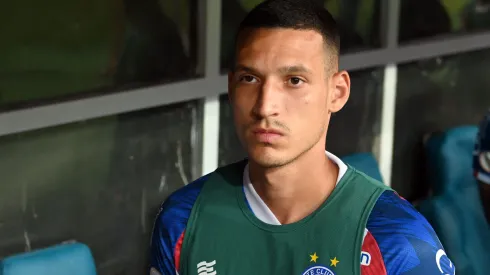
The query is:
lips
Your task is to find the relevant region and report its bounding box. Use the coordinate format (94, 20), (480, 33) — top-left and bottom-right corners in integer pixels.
(252, 128), (283, 143)
(253, 128), (283, 135)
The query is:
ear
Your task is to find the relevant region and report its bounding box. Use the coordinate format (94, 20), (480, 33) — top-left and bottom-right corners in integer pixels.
(328, 70), (350, 113)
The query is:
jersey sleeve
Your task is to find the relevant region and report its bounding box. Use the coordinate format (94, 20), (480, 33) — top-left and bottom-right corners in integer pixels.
(149, 177), (206, 275)
(363, 190), (455, 275)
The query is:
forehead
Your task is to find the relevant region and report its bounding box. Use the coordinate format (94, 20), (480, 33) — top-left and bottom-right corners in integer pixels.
(235, 28), (326, 69)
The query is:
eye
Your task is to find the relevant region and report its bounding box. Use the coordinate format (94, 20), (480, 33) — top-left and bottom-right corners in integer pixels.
(288, 77), (305, 86)
(239, 75), (258, 83)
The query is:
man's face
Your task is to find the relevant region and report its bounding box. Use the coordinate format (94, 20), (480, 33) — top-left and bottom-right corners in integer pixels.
(228, 28), (349, 168)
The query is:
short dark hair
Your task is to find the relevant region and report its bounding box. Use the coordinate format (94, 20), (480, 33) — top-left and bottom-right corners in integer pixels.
(233, 0), (340, 66)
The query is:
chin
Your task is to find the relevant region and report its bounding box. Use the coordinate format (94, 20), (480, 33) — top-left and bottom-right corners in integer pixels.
(247, 145), (294, 168)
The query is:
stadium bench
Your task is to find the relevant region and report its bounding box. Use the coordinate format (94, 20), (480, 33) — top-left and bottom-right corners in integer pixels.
(419, 126), (490, 275)
(0, 242), (97, 275)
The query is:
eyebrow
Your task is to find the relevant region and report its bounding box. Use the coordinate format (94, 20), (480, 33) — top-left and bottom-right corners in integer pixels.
(233, 64), (312, 75)
(233, 64), (256, 73)
(277, 65), (312, 75)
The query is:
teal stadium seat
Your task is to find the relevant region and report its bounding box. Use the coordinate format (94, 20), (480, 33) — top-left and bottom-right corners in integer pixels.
(341, 152), (384, 183)
(0, 242), (97, 275)
(419, 126), (490, 275)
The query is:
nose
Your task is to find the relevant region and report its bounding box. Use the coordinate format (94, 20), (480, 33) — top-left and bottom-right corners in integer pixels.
(252, 79), (279, 119)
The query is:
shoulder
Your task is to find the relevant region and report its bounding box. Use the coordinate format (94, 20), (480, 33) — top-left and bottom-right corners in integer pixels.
(347, 166), (389, 191)
(149, 175), (209, 275)
(156, 174), (209, 223)
(364, 190), (455, 275)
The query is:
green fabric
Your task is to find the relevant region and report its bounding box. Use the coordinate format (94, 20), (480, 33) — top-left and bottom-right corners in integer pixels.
(180, 160), (390, 274)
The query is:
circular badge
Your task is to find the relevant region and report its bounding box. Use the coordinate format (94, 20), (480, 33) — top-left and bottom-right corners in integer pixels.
(302, 266), (335, 275)
(479, 152), (490, 173)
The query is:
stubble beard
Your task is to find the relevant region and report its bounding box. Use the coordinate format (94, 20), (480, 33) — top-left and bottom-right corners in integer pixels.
(248, 126), (327, 169)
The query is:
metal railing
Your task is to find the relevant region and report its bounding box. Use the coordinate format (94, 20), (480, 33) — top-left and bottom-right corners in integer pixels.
(2, 0), (490, 185)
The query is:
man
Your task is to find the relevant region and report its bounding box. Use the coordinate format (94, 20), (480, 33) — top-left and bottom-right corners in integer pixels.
(474, 111), (490, 222)
(150, 1), (454, 274)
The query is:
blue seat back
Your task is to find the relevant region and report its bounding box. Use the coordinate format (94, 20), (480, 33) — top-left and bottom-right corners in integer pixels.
(1, 242), (97, 275)
(341, 152), (384, 183)
(419, 126), (490, 275)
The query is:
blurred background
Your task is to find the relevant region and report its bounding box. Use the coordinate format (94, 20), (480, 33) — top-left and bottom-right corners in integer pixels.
(0, 0), (490, 274)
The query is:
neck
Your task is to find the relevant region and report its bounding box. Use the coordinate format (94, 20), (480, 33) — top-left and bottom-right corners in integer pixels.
(248, 144), (339, 224)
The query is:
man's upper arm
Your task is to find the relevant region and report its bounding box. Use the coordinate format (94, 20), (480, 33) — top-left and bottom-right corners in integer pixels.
(150, 207), (182, 275)
(365, 190), (455, 275)
(149, 177), (206, 275)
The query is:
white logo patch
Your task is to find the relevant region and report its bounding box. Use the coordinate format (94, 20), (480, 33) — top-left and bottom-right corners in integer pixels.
(360, 251), (371, 266)
(436, 249), (455, 275)
(197, 260), (217, 275)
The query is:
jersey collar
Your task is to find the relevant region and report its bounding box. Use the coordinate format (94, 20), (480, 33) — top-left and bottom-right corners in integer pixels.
(242, 151), (348, 225)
